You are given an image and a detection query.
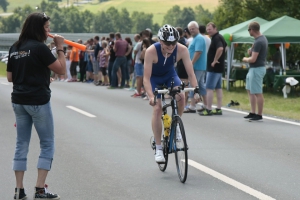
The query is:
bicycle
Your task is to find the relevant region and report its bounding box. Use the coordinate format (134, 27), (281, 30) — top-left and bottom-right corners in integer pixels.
(150, 79), (199, 183)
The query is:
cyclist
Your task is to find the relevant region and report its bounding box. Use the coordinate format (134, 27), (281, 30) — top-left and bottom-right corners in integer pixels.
(143, 24), (200, 163)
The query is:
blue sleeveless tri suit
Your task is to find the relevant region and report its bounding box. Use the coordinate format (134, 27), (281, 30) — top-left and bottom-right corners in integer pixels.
(150, 43), (182, 98)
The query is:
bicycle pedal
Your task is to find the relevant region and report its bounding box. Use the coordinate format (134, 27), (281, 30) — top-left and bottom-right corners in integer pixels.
(151, 142), (156, 150)
(150, 136), (156, 150)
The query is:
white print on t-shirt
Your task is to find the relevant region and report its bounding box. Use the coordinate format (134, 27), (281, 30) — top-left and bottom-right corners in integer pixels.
(10, 50), (30, 59)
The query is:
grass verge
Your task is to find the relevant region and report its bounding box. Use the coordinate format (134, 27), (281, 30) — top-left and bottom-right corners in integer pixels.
(221, 81), (300, 121)
(0, 62), (6, 76)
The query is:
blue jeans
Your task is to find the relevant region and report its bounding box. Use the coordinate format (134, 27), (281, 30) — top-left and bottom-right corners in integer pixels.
(111, 56), (127, 87)
(108, 60), (114, 86)
(206, 72), (222, 90)
(134, 63), (144, 77)
(125, 59), (132, 82)
(189, 70), (206, 98)
(12, 102), (55, 171)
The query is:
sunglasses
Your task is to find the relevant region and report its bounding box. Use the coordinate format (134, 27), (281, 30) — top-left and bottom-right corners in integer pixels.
(163, 41), (177, 46)
(42, 12), (49, 21)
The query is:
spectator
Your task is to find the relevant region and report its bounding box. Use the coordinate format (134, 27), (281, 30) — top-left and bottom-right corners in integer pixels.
(184, 21), (207, 113)
(98, 40), (110, 86)
(199, 22), (226, 116)
(144, 29), (156, 44)
(107, 33), (115, 86)
(65, 45), (72, 81)
(93, 35), (103, 86)
(175, 27), (189, 107)
(78, 39), (87, 82)
(68, 41), (79, 82)
(199, 25), (211, 56)
(50, 42), (58, 81)
(108, 39), (116, 86)
(131, 31), (144, 97)
(197, 24), (211, 112)
(242, 21), (268, 121)
(108, 32), (129, 89)
(140, 38), (151, 100)
(85, 38), (94, 83)
(125, 37), (133, 88)
(140, 38), (151, 65)
(129, 34), (141, 91)
(184, 27), (193, 46)
(6, 12), (65, 199)
(272, 47), (281, 72)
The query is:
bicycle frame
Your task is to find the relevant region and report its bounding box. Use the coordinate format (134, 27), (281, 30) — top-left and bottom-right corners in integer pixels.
(153, 79), (198, 182)
(161, 95), (178, 154)
(157, 81), (195, 154)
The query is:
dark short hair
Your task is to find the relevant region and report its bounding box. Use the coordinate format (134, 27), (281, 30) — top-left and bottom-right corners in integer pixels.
(142, 30), (150, 38)
(249, 21), (260, 31)
(125, 37), (132, 45)
(184, 27), (191, 35)
(134, 34), (141, 40)
(109, 32), (115, 39)
(199, 25), (206, 34)
(206, 22), (216, 29)
(142, 38), (151, 48)
(176, 27), (183, 36)
(94, 36), (99, 41)
(15, 12), (50, 49)
(115, 32), (121, 38)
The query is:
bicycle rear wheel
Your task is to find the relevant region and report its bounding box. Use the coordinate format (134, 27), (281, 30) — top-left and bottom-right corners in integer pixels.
(173, 116), (188, 183)
(158, 135), (169, 171)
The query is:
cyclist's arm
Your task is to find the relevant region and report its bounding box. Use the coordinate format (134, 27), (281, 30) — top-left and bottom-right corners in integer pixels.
(178, 44), (198, 88)
(143, 45), (155, 99)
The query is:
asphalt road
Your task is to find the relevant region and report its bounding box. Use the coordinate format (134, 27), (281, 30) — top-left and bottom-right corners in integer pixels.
(1, 77), (300, 200)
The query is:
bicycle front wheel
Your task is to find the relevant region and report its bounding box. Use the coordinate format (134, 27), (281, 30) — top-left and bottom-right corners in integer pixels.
(173, 116), (188, 183)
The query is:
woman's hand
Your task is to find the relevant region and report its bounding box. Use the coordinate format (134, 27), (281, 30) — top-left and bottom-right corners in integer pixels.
(53, 34), (64, 49)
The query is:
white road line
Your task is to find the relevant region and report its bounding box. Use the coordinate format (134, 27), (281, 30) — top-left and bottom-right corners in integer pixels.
(66, 106), (96, 118)
(199, 104), (300, 127)
(188, 159), (276, 200)
(220, 107), (300, 126)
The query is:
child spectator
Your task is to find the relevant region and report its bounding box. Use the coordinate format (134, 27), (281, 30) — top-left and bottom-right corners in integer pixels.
(98, 41), (110, 86)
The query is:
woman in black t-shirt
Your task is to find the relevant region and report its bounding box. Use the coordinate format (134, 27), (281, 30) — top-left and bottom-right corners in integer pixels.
(6, 12), (65, 199)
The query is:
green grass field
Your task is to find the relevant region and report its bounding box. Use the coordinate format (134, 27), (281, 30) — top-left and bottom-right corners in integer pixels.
(1, 61), (299, 122)
(0, 61), (6, 75)
(3, 0), (219, 25)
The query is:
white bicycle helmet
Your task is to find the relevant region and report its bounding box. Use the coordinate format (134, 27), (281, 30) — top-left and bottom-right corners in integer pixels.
(157, 24), (180, 42)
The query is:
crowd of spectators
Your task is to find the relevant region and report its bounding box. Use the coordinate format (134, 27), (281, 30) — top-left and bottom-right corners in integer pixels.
(48, 23), (224, 112)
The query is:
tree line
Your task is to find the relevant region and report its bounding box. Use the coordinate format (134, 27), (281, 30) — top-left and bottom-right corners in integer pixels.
(1, 0), (299, 34)
(0, 0), (299, 62)
(0, 1), (214, 34)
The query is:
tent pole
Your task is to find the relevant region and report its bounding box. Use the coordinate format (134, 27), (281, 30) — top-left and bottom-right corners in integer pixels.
(226, 44), (233, 90)
(280, 43), (285, 69)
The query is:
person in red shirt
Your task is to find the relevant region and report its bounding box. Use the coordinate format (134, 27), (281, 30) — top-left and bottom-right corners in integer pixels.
(108, 32), (130, 88)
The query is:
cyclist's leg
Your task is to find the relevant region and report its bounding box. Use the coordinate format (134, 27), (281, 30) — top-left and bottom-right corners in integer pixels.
(150, 76), (163, 147)
(152, 100), (162, 146)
